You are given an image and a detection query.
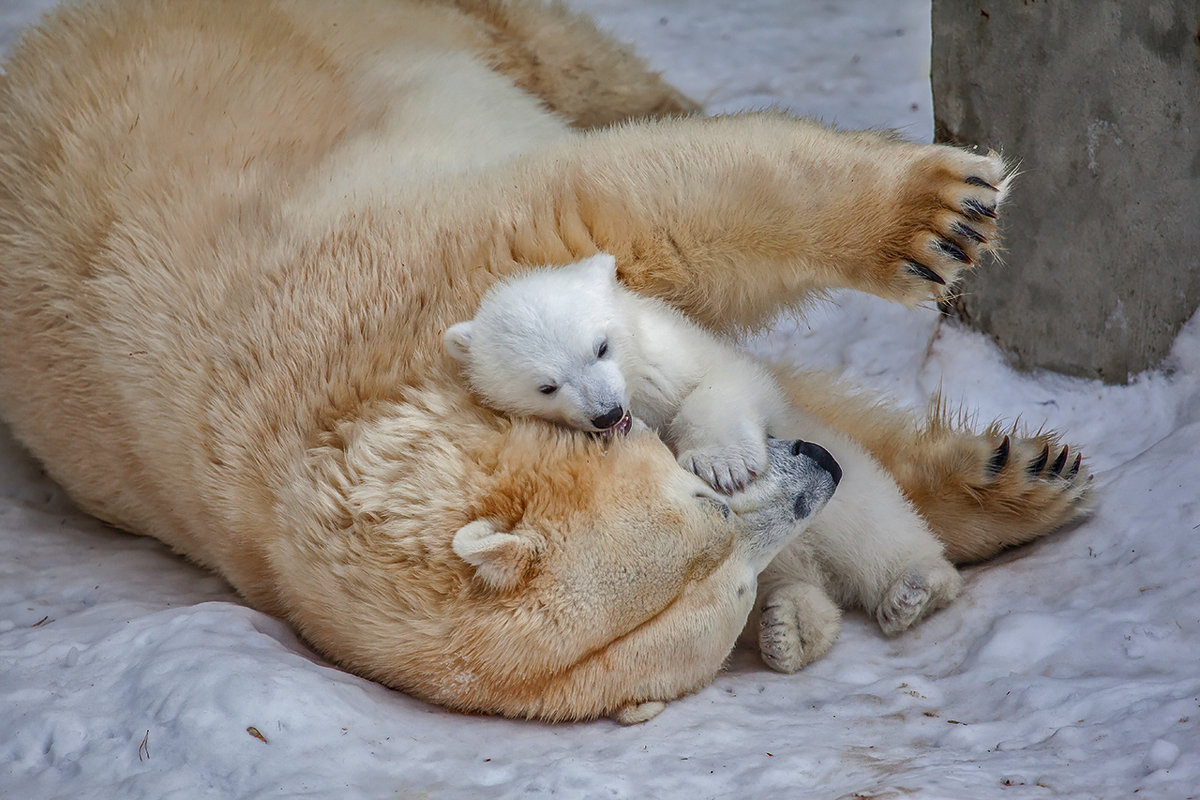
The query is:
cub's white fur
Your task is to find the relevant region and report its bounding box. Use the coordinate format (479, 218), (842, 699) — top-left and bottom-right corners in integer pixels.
(747, 411), (963, 671)
(445, 253), (788, 492)
(445, 252), (964, 666)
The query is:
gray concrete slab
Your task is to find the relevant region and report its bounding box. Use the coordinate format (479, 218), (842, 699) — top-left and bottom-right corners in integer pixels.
(932, 1), (1200, 382)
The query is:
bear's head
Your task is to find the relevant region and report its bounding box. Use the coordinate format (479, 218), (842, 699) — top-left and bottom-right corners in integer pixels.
(438, 423), (841, 721)
(275, 400), (838, 723)
(444, 253), (632, 434)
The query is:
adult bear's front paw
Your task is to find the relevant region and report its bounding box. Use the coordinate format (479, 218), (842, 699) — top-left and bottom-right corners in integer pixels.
(880, 146), (1011, 305)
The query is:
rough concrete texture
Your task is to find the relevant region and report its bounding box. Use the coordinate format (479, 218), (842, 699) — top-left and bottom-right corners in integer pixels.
(932, 1), (1200, 383)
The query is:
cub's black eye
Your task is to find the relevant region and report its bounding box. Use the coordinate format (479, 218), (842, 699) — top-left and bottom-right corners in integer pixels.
(596, 339), (609, 359)
(539, 384), (558, 395)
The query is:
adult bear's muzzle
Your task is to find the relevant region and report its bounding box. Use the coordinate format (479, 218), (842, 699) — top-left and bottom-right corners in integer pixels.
(727, 437), (841, 573)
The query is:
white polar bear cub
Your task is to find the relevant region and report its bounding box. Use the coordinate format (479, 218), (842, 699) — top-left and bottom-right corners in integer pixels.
(444, 253), (791, 493)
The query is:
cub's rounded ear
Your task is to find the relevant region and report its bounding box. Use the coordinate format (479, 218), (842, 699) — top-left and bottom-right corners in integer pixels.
(452, 519), (543, 591)
(443, 321), (474, 361)
(570, 252), (618, 283)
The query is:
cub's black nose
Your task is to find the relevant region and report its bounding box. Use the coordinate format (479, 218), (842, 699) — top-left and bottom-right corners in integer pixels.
(790, 439), (842, 486)
(591, 406), (626, 430)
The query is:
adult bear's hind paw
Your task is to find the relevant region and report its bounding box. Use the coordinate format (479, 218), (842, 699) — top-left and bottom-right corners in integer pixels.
(911, 419), (1095, 564)
(981, 431), (1091, 494)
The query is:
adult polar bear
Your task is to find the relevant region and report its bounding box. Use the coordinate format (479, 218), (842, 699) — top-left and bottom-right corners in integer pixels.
(0, 0), (1090, 721)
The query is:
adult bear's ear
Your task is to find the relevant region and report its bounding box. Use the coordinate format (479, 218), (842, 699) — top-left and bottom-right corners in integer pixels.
(452, 519), (544, 591)
(443, 321), (474, 361)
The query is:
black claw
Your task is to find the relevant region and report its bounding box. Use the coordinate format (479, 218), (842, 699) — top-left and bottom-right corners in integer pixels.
(1068, 453), (1082, 479)
(907, 261), (945, 285)
(952, 222), (988, 244)
(963, 199), (998, 220)
(1028, 445), (1050, 476)
(936, 239), (972, 264)
(987, 436), (1010, 476)
(1049, 446), (1069, 477)
(965, 176), (999, 191)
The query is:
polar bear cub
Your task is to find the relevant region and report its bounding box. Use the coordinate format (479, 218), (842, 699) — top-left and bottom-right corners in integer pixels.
(444, 253), (790, 493)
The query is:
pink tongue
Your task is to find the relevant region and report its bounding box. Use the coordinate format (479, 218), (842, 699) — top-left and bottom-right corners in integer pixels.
(597, 411), (632, 439)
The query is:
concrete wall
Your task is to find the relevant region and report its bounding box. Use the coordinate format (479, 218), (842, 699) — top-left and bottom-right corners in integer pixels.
(931, 1), (1200, 382)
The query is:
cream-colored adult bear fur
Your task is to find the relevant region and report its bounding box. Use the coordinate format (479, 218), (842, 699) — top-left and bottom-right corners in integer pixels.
(0, 0), (1091, 722)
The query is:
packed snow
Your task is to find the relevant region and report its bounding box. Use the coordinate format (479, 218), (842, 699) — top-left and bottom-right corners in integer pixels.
(2, 0), (1197, 797)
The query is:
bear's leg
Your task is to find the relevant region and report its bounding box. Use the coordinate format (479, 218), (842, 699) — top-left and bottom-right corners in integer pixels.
(761, 408), (963, 642)
(455, 113), (1009, 332)
(777, 371), (1093, 564)
(447, 0), (700, 128)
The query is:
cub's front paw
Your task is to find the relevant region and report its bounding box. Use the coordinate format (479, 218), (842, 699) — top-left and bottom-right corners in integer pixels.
(678, 439), (767, 494)
(882, 147), (1012, 305)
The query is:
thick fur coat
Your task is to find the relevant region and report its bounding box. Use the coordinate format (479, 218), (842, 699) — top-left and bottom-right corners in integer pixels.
(0, 0), (1091, 721)
(443, 252), (797, 493)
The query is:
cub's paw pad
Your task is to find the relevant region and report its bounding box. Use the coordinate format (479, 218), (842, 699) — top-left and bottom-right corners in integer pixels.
(876, 561), (962, 636)
(757, 584), (840, 674)
(678, 447), (766, 494)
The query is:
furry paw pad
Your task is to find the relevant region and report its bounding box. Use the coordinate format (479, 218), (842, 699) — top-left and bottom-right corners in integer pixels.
(678, 445), (767, 494)
(884, 147), (1012, 305)
(975, 427), (1094, 527)
(876, 560), (962, 636)
(757, 583), (841, 674)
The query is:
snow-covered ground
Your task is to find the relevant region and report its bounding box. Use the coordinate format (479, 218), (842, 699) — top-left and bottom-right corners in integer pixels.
(2, 0), (1198, 797)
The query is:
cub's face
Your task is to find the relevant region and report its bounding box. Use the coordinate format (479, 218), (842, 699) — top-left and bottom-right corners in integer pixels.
(444, 255), (633, 433)
(488, 321), (629, 433)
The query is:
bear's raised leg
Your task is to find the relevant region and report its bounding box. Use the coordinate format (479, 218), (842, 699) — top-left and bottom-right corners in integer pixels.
(777, 371), (1093, 563)
(601, 119), (1008, 331)
(446, 0), (701, 128)
(442, 113), (1008, 333)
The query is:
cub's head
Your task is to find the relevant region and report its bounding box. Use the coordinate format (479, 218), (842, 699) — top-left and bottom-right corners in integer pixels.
(444, 253), (632, 433)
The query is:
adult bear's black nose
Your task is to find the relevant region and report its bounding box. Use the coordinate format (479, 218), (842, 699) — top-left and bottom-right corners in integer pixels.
(790, 439), (842, 486)
(591, 406), (626, 430)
